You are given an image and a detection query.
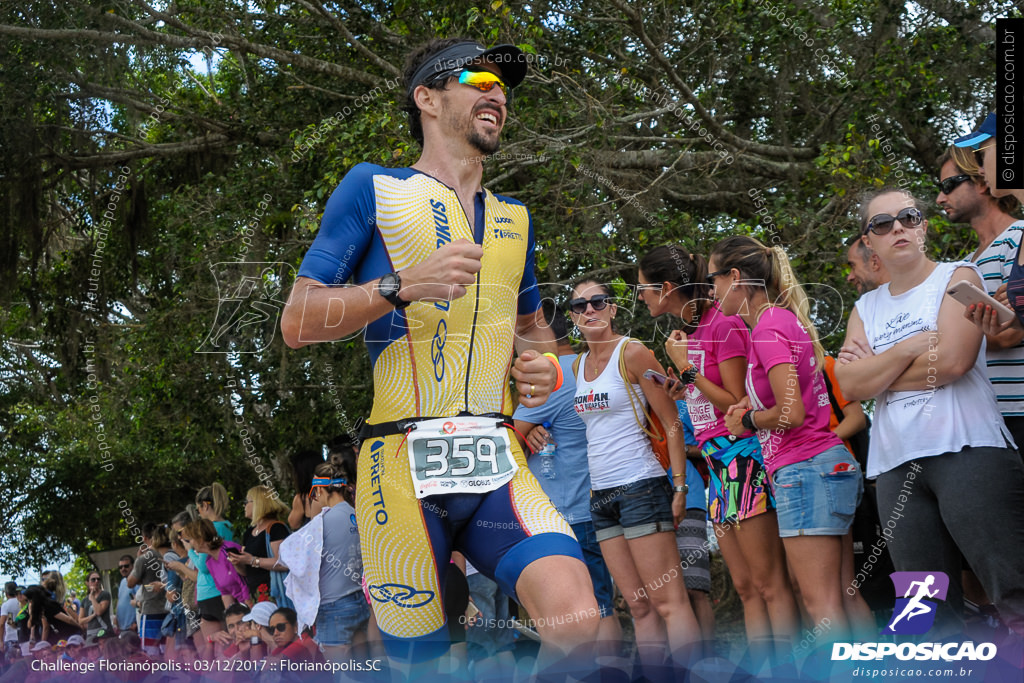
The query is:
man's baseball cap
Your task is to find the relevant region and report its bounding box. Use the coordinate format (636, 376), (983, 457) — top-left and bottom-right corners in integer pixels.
(31, 641), (52, 652)
(241, 601), (277, 627)
(66, 635), (85, 647)
(953, 113), (996, 149)
(406, 41), (527, 97)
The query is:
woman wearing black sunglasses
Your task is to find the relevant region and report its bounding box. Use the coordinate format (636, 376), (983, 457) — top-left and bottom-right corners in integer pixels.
(638, 245), (798, 660)
(836, 187), (1024, 635)
(569, 279), (701, 668)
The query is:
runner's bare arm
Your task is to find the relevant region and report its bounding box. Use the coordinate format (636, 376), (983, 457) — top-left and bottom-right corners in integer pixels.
(281, 276), (393, 347)
(281, 240), (483, 347)
(511, 308), (558, 407)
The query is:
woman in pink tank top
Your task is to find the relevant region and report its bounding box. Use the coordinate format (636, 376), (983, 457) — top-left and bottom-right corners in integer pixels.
(709, 235), (873, 645)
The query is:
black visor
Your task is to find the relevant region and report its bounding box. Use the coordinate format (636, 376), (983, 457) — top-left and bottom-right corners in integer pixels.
(406, 41), (527, 97)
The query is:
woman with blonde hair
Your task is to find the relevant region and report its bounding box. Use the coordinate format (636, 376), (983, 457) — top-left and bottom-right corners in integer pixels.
(195, 483), (233, 542)
(228, 486), (291, 604)
(709, 235), (872, 643)
(838, 187), (1024, 635)
(41, 571), (67, 605)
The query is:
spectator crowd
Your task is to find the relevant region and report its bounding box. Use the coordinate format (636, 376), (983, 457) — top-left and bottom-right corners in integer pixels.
(2, 114), (1024, 682)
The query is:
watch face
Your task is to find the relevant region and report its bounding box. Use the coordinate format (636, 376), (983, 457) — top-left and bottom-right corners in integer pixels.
(379, 273), (400, 297)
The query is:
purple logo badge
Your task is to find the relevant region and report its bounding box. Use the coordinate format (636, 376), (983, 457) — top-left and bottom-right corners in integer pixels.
(883, 572), (949, 635)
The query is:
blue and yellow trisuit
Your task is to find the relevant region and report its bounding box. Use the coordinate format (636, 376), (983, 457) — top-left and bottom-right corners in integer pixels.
(297, 163), (582, 661)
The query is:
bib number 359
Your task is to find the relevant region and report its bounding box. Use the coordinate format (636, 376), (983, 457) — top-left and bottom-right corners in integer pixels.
(406, 418), (518, 499)
(422, 437), (502, 477)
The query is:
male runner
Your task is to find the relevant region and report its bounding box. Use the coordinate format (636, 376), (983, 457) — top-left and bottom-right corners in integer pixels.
(281, 38), (599, 664)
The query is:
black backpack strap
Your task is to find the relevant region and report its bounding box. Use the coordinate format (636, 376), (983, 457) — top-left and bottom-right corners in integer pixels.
(822, 366), (844, 420)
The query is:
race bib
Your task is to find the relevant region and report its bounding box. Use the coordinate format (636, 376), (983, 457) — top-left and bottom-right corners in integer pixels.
(406, 417), (518, 498)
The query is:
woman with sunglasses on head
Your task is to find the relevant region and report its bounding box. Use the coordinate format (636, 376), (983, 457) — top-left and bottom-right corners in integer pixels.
(836, 187), (1024, 636)
(227, 486), (291, 604)
(569, 279), (702, 669)
(708, 235), (872, 645)
(195, 483), (234, 542)
(637, 245), (799, 659)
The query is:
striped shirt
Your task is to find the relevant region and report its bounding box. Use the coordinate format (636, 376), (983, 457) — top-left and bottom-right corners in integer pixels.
(971, 220), (1024, 416)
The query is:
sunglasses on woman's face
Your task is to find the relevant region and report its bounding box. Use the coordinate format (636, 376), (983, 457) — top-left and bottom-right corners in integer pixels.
(865, 207), (923, 236)
(267, 622), (291, 634)
(705, 269), (729, 284)
(88, 577), (100, 582)
(568, 294), (612, 314)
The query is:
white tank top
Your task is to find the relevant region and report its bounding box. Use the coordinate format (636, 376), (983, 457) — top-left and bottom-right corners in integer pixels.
(574, 337), (666, 490)
(855, 261), (1014, 478)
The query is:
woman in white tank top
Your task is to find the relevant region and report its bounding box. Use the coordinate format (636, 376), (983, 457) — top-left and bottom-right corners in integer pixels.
(569, 279), (701, 668)
(836, 188), (1024, 635)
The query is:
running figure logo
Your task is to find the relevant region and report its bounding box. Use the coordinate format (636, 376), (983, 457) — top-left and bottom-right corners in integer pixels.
(883, 572), (949, 635)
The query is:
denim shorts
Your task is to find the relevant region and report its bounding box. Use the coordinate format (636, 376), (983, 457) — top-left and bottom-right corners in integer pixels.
(771, 445), (863, 538)
(315, 591), (370, 646)
(590, 476), (675, 542)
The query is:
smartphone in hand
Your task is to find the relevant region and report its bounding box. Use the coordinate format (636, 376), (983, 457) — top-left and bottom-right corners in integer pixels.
(643, 369), (669, 386)
(947, 281), (1016, 325)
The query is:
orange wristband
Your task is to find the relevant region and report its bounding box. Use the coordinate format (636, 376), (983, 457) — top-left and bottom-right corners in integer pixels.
(542, 352), (564, 391)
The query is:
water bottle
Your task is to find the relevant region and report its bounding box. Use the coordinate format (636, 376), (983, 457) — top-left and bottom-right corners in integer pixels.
(538, 421), (557, 480)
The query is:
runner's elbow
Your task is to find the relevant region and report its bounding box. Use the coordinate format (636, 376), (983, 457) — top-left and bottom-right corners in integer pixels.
(280, 308), (306, 349)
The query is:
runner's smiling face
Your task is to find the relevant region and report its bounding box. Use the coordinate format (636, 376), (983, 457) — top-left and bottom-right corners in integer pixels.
(438, 61), (507, 156)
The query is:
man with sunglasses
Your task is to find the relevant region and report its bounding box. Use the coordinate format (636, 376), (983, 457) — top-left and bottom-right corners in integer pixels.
(281, 38), (598, 668)
(112, 556), (136, 634)
(943, 121), (1024, 447)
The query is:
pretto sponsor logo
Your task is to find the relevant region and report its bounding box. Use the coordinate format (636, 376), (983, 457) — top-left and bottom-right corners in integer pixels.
(492, 228), (523, 240)
(832, 571), (996, 663)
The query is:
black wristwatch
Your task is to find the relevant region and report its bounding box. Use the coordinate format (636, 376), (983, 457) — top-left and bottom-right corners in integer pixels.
(681, 365), (699, 385)
(378, 272), (410, 309)
(741, 409), (758, 431)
